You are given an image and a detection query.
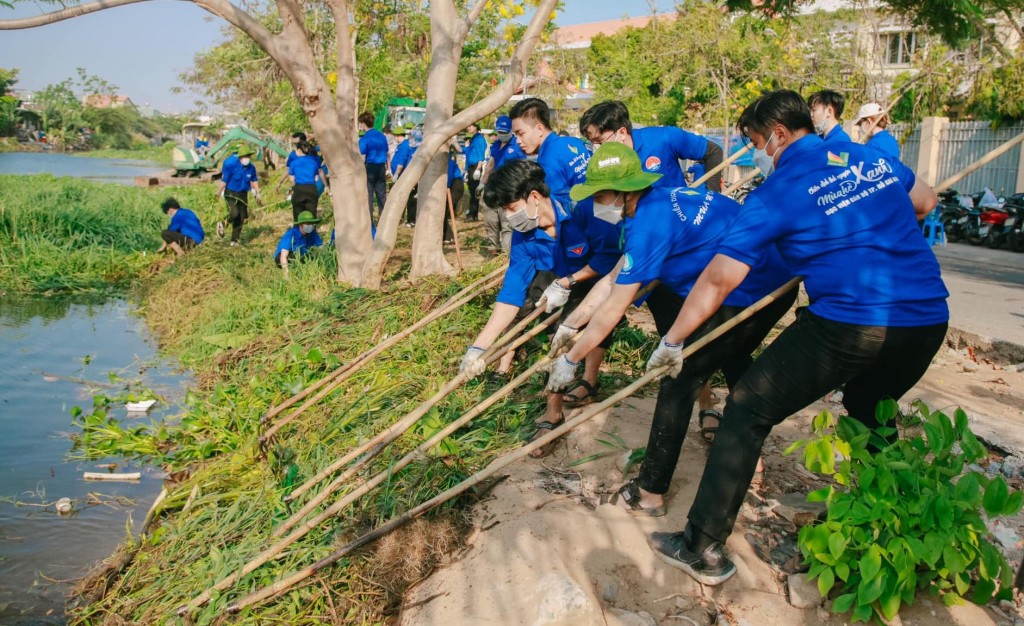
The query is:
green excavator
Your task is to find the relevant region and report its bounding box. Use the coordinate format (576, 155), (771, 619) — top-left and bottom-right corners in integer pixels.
(172, 126), (291, 177)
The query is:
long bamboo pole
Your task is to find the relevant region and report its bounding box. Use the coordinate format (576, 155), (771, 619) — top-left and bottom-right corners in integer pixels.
(222, 276), (804, 614)
(259, 271), (506, 444)
(691, 142), (753, 190)
(722, 168), (760, 196)
(259, 264), (506, 427)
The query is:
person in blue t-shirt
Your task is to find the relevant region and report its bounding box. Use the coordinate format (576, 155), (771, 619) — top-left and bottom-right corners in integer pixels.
(285, 131), (306, 169)
(444, 149), (464, 243)
(545, 141), (795, 518)
(808, 90), (852, 145)
(401, 129), (423, 226)
(479, 114), (526, 251)
(459, 159), (621, 458)
(288, 141), (324, 222)
(458, 122), (489, 221)
(216, 147), (261, 246)
(579, 100), (724, 193)
(158, 197), (205, 255)
(275, 211), (324, 275)
(358, 112), (389, 224)
(639, 90), (948, 587)
(509, 98), (591, 211)
(390, 127), (412, 179)
(855, 102), (900, 160)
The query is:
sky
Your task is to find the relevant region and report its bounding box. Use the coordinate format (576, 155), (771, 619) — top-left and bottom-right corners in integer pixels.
(0, 0), (679, 114)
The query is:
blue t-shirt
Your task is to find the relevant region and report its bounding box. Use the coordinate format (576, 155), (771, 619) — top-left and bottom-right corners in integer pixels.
(536, 133), (591, 210)
(465, 132), (488, 166)
(289, 154), (321, 185)
(632, 126), (709, 189)
(274, 226), (324, 260)
(391, 139), (413, 176)
(497, 200), (619, 307)
(489, 136), (526, 171)
(168, 208), (205, 245)
(867, 129), (901, 161)
(222, 155), (258, 192)
(359, 129), (389, 165)
(718, 134), (948, 327)
(286, 150), (298, 168)
(822, 125), (852, 145)
(617, 187), (791, 306)
(447, 157), (464, 187)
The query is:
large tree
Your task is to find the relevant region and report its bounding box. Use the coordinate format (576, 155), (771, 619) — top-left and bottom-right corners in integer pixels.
(0, 0), (556, 288)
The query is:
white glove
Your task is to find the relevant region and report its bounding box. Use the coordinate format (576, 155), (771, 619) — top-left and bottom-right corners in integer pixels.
(550, 325), (577, 356)
(646, 337), (684, 379)
(546, 354), (580, 392)
(460, 346), (487, 378)
(538, 281), (571, 313)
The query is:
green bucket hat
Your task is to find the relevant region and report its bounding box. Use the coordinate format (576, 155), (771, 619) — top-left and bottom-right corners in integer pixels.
(570, 142), (662, 202)
(391, 126), (407, 136)
(236, 146), (256, 158)
(295, 211), (320, 225)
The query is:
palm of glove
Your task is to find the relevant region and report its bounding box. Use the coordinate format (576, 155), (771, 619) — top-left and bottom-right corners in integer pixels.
(538, 281), (571, 313)
(549, 325), (577, 356)
(546, 355), (579, 392)
(460, 347), (487, 378)
(647, 338), (684, 379)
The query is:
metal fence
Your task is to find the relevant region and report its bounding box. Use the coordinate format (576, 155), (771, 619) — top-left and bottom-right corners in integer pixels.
(897, 121), (1024, 194)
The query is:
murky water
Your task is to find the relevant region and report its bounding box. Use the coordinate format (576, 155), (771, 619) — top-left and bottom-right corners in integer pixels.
(0, 298), (186, 624)
(0, 152), (164, 185)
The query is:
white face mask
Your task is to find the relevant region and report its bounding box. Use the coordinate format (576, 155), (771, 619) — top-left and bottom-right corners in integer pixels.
(300, 224), (314, 234)
(813, 118), (829, 136)
(507, 199), (540, 233)
(497, 132), (511, 142)
(752, 133), (778, 178)
(240, 157), (251, 166)
(593, 192), (624, 224)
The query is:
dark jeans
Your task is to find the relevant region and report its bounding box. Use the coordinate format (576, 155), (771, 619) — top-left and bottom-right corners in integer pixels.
(161, 230), (197, 249)
(406, 185), (418, 226)
(365, 163), (387, 222)
(446, 178), (464, 242)
(638, 284), (797, 494)
(225, 190), (249, 243)
(291, 184), (319, 222)
(686, 310), (948, 543)
(466, 162), (481, 219)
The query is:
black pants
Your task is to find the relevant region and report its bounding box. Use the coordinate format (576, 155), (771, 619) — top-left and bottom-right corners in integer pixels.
(512, 272), (618, 350)
(466, 162), (481, 219)
(225, 190), (249, 243)
(687, 310), (948, 542)
(161, 230), (197, 249)
(446, 179), (464, 242)
(406, 185), (418, 226)
(637, 284), (797, 494)
(365, 163), (387, 222)
(291, 184), (319, 222)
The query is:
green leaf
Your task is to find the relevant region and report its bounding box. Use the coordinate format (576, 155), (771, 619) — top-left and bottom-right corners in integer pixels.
(818, 567), (836, 596)
(880, 586), (901, 620)
(943, 545), (966, 575)
(885, 461), (912, 471)
(782, 439), (806, 456)
(933, 495), (953, 529)
(202, 333), (253, 349)
(835, 561), (850, 582)
(828, 533), (847, 561)
(983, 476), (1009, 516)
(954, 472), (982, 505)
(1003, 490), (1023, 516)
(807, 487), (831, 502)
(860, 466), (876, 489)
(875, 398), (898, 425)
(832, 592), (856, 614)
(972, 578), (996, 604)
(859, 547), (882, 581)
(305, 347), (324, 364)
(942, 591), (963, 607)
(857, 569), (886, 605)
(567, 451), (615, 467)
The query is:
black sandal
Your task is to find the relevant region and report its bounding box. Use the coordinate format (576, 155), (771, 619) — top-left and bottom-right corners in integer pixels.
(562, 380), (599, 407)
(611, 479), (666, 517)
(528, 415), (565, 458)
(698, 409), (721, 446)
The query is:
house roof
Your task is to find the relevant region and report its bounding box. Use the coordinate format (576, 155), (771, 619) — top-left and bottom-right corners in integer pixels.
(82, 94), (136, 109)
(550, 13), (677, 49)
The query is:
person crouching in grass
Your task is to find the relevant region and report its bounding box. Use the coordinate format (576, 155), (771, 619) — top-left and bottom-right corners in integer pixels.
(158, 197), (204, 256)
(275, 210), (324, 276)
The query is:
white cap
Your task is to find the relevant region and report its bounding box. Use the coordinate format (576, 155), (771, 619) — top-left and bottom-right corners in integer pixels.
(855, 102), (884, 122)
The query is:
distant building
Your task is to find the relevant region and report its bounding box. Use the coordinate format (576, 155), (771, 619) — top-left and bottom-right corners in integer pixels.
(82, 94), (138, 111)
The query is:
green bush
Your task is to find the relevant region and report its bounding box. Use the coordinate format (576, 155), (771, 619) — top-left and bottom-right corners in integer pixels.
(786, 400), (1022, 623)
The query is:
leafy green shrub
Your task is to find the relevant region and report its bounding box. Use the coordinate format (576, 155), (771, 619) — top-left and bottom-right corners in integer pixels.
(786, 400), (1022, 623)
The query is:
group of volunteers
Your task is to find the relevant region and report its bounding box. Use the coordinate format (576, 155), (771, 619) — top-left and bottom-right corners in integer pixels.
(455, 90), (948, 587)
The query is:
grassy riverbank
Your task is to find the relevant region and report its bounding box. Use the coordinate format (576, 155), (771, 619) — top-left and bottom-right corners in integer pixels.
(77, 141), (176, 166)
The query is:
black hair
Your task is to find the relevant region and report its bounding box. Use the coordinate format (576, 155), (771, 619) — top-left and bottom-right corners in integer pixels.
(358, 112), (375, 128)
(579, 100), (633, 136)
(160, 197), (180, 214)
(295, 140), (313, 155)
(291, 131), (307, 141)
(807, 90), (845, 119)
(483, 159), (550, 208)
(508, 97), (552, 130)
(737, 90), (815, 138)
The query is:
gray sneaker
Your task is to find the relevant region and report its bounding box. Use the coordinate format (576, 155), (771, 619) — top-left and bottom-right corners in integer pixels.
(648, 530), (736, 585)
(216, 221), (226, 238)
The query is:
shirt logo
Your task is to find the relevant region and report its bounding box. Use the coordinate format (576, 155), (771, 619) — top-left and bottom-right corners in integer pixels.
(645, 156), (662, 171)
(568, 145), (580, 155)
(622, 253), (634, 272)
(566, 242), (588, 257)
(827, 151), (849, 167)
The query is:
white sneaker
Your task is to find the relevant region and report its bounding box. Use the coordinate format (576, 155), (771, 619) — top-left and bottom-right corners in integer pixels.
(230, 241), (239, 247)
(216, 221), (225, 238)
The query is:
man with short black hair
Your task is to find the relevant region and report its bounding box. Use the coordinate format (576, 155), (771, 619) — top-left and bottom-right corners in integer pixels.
(358, 111), (389, 225)
(579, 100), (723, 192)
(807, 90), (851, 145)
(508, 97), (591, 210)
(462, 122), (488, 221)
(158, 197), (204, 255)
(217, 147), (260, 246)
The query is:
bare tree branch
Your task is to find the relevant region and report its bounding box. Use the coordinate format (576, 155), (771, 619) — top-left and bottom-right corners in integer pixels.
(0, 0), (150, 30)
(465, 0), (489, 30)
(193, 0), (280, 54)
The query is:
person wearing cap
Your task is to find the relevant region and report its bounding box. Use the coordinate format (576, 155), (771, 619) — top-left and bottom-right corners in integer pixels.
(855, 102), (900, 160)
(217, 147), (261, 246)
(632, 90), (946, 586)
(479, 115), (526, 251)
(579, 100), (724, 192)
(546, 141), (794, 520)
(390, 126), (412, 180)
(157, 197), (204, 255)
(458, 122), (489, 221)
(358, 112), (389, 225)
(288, 140), (325, 222)
(509, 98), (591, 211)
(807, 90), (851, 145)
(460, 159), (621, 457)
(275, 211), (324, 274)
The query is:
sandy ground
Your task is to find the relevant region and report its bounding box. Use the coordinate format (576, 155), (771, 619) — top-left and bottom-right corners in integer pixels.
(400, 303), (1024, 626)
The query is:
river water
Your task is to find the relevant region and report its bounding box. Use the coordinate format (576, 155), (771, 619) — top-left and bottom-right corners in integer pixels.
(0, 154), (184, 624)
(0, 152), (166, 185)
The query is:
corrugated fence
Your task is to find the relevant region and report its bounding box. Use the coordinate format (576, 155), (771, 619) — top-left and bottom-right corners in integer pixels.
(898, 121), (1024, 194)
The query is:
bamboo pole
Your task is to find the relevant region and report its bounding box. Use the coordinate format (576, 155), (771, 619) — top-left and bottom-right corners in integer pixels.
(691, 142), (753, 190)
(934, 133), (1024, 193)
(259, 271), (506, 444)
(722, 168), (760, 196)
(222, 276), (804, 614)
(180, 309), (561, 615)
(447, 189), (464, 271)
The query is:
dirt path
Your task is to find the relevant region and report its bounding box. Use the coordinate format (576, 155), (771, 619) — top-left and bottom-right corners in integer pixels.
(400, 330), (1024, 626)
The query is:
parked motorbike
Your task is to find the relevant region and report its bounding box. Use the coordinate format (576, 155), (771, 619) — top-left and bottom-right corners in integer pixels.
(938, 189), (969, 242)
(1001, 193), (1024, 253)
(968, 189), (1005, 246)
